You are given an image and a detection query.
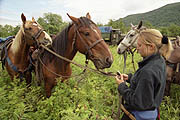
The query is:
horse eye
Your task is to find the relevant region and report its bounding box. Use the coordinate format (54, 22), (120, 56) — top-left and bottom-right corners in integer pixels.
(25, 27), (32, 31)
(84, 32), (89, 36)
(29, 27), (32, 30)
(129, 34), (134, 37)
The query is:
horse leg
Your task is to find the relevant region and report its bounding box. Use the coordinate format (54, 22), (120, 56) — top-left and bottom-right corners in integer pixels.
(25, 71), (32, 85)
(44, 78), (55, 98)
(164, 81), (171, 96)
(123, 52), (127, 73)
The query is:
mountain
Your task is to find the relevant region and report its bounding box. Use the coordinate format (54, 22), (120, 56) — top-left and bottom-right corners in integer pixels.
(119, 2), (180, 27)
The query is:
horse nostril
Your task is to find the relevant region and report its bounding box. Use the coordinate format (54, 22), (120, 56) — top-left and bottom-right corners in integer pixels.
(117, 48), (121, 54)
(106, 57), (113, 66)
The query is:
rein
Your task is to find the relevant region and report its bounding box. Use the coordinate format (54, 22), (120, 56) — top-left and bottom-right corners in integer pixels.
(39, 44), (116, 77)
(73, 24), (104, 60)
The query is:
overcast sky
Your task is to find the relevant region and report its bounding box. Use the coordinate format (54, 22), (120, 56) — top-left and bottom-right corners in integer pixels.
(0, 0), (180, 26)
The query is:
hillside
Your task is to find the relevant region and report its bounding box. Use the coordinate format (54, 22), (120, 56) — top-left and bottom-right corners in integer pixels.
(119, 2), (180, 27)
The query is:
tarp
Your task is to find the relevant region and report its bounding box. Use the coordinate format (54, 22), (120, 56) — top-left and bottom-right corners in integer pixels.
(0, 36), (14, 43)
(98, 26), (112, 33)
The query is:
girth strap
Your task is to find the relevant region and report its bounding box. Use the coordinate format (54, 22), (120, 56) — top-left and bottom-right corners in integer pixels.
(1, 40), (34, 79)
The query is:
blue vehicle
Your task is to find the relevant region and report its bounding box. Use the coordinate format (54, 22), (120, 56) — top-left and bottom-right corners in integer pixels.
(98, 26), (124, 45)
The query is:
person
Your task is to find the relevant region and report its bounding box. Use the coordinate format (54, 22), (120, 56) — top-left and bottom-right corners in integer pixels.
(116, 29), (173, 120)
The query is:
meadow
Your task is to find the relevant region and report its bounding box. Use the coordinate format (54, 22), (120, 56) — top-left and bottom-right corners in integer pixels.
(0, 45), (179, 120)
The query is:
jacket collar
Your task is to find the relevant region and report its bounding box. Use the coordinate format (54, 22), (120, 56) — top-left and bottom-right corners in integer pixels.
(138, 53), (161, 68)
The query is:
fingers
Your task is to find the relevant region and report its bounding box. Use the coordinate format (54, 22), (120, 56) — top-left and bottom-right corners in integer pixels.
(115, 74), (124, 85)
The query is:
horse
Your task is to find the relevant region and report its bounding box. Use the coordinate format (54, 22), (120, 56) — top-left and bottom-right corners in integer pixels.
(0, 13), (52, 85)
(117, 21), (145, 72)
(165, 36), (180, 96)
(36, 13), (113, 97)
(117, 22), (180, 97)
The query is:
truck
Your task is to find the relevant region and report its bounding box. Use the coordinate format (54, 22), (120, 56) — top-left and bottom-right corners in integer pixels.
(98, 26), (125, 45)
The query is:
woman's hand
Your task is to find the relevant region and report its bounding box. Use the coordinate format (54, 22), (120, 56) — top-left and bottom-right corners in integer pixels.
(115, 74), (128, 85)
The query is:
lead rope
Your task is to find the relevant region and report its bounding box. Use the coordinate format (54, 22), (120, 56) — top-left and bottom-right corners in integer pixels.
(39, 44), (116, 77)
(39, 44), (136, 120)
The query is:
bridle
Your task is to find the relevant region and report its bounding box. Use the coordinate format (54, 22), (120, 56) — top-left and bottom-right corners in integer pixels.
(24, 26), (45, 47)
(32, 29), (44, 42)
(72, 24), (104, 60)
(120, 33), (138, 52)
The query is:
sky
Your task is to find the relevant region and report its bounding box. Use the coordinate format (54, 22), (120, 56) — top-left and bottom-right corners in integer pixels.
(0, 0), (180, 26)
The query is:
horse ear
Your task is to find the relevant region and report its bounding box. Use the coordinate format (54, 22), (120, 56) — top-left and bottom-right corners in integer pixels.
(21, 13), (26, 24)
(86, 12), (91, 20)
(137, 21), (142, 29)
(131, 23), (136, 29)
(67, 13), (79, 24)
(32, 17), (35, 22)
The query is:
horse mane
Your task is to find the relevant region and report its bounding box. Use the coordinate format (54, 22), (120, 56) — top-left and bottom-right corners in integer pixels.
(51, 17), (96, 56)
(45, 17), (96, 63)
(52, 24), (72, 57)
(79, 17), (96, 28)
(11, 26), (24, 54)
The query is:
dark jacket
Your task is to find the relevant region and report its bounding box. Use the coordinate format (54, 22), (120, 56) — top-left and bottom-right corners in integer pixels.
(118, 53), (166, 111)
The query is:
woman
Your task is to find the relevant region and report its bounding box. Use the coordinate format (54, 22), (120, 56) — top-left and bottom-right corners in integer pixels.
(116, 29), (173, 120)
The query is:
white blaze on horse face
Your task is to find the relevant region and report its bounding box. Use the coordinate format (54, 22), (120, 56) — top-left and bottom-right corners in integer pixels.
(41, 31), (52, 46)
(33, 23), (38, 26)
(117, 29), (138, 54)
(91, 26), (101, 38)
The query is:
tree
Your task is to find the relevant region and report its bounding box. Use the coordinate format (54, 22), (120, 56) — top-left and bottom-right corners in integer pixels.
(106, 19), (126, 33)
(168, 23), (180, 37)
(0, 24), (15, 37)
(144, 21), (154, 29)
(37, 13), (68, 35)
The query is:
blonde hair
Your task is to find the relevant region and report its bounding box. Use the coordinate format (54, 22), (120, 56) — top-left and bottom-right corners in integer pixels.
(138, 29), (173, 59)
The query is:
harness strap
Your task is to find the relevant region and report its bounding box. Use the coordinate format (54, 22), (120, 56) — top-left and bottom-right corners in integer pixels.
(88, 39), (103, 51)
(1, 40), (34, 79)
(166, 60), (176, 70)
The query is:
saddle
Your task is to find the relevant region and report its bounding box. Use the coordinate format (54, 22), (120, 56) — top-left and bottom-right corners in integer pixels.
(0, 37), (14, 70)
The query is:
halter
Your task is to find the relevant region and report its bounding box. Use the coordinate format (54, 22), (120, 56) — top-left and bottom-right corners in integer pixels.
(73, 24), (104, 60)
(32, 29), (44, 41)
(120, 35), (138, 52)
(24, 27), (44, 47)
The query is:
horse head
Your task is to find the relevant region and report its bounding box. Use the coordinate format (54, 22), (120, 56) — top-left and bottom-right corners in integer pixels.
(117, 21), (145, 54)
(67, 13), (113, 69)
(21, 13), (52, 47)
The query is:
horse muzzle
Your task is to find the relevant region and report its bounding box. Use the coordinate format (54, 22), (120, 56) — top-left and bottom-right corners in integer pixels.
(92, 56), (113, 69)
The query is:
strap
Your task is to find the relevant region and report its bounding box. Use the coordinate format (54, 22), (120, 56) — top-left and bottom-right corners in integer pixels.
(121, 104), (136, 120)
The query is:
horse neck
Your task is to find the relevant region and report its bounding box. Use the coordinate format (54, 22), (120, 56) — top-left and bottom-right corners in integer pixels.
(65, 25), (78, 60)
(11, 29), (30, 57)
(168, 47), (180, 63)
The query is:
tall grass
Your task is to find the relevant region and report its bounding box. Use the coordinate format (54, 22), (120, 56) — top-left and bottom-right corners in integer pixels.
(0, 45), (179, 119)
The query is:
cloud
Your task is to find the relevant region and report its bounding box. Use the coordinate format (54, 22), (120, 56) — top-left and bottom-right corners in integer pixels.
(0, 16), (20, 26)
(0, 0), (180, 26)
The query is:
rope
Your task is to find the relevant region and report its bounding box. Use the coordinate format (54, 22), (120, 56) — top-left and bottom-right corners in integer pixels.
(38, 44), (136, 119)
(39, 44), (116, 77)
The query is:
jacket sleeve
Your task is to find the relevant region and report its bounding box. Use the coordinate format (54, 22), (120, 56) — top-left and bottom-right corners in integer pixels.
(118, 70), (155, 110)
(126, 73), (133, 83)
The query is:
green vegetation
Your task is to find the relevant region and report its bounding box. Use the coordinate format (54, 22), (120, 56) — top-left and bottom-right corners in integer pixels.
(0, 46), (179, 120)
(119, 2), (180, 27)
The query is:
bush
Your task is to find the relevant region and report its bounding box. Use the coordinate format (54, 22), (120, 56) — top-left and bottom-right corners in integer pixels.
(0, 46), (179, 119)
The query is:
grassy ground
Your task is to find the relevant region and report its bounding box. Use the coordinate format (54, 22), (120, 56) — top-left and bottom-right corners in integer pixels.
(0, 45), (179, 120)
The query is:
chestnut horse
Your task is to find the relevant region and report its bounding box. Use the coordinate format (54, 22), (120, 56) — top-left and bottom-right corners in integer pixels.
(37, 13), (113, 97)
(165, 37), (180, 96)
(0, 13), (52, 84)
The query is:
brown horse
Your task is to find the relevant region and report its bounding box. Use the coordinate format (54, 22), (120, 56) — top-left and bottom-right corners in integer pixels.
(165, 37), (180, 96)
(0, 13), (52, 84)
(37, 13), (113, 97)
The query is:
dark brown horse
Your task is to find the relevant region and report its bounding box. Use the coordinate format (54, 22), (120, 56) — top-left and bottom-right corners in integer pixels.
(37, 13), (113, 97)
(165, 37), (180, 96)
(0, 13), (52, 84)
